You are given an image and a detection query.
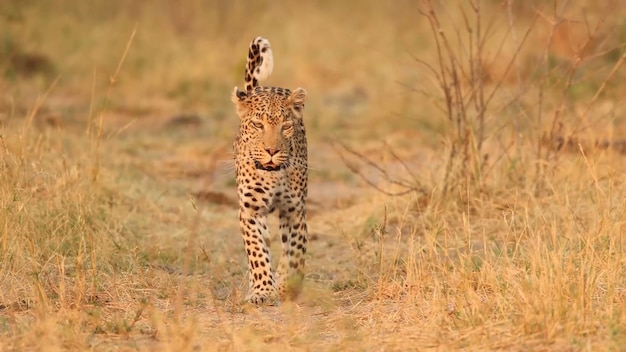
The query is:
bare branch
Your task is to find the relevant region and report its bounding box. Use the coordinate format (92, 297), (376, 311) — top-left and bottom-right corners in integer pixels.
(331, 140), (427, 197)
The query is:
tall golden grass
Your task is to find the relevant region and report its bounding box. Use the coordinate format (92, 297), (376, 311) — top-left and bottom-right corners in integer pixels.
(1, 0), (626, 350)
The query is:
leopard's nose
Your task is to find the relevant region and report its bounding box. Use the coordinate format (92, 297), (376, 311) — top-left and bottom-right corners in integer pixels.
(265, 148), (280, 156)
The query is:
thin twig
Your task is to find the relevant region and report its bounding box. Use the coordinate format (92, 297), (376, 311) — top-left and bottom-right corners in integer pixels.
(331, 140), (426, 197)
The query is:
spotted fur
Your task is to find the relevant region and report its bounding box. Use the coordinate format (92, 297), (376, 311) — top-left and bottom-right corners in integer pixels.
(231, 37), (308, 305)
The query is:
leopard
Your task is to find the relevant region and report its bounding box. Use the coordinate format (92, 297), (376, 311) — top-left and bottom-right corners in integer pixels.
(230, 36), (309, 305)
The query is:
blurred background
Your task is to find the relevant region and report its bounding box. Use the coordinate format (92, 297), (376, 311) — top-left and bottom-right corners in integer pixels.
(1, 0), (624, 146)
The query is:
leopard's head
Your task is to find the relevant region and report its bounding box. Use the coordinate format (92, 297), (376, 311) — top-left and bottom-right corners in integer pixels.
(232, 86), (306, 171)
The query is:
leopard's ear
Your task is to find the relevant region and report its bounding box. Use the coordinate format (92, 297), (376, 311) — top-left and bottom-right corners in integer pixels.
(232, 86), (248, 102)
(286, 88), (307, 116)
(231, 86), (249, 118)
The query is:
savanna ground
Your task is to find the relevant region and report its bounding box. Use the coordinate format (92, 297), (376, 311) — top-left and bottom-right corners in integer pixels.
(1, 0), (626, 350)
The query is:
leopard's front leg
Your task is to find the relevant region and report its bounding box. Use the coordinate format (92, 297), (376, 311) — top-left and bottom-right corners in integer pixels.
(275, 203), (308, 300)
(238, 208), (278, 305)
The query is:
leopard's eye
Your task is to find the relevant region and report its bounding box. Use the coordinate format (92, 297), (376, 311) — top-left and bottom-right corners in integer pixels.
(251, 121), (264, 129)
(282, 121), (293, 131)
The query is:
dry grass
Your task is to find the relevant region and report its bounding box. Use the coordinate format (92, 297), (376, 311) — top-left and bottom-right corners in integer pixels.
(1, 0), (626, 350)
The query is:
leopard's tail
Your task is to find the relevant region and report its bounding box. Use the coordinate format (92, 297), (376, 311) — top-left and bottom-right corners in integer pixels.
(244, 37), (274, 93)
